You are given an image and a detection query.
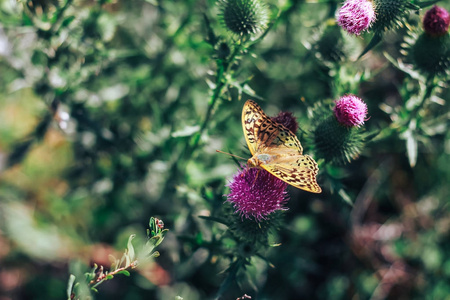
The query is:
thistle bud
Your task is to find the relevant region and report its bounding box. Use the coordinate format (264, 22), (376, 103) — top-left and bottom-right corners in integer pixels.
(408, 6), (450, 78)
(218, 0), (269, 36)
(313, 95), (368, 165)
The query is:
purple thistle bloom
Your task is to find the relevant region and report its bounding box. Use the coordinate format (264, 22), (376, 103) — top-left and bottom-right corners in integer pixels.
(226, 166), (289, 221)
(334, 94), (368, 128)
(337, 0), (376, 35)
(271, 111), (299, 134)
(423, 5), (450, 36)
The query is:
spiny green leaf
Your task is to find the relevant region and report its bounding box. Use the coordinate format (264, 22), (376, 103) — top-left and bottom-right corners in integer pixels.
(359, 33), (382, 59)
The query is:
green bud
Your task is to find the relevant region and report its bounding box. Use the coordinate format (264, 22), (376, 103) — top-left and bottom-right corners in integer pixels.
(410, 33), (450, 78)
(313, 116), (366, 165)
(218, 0), (269, 36)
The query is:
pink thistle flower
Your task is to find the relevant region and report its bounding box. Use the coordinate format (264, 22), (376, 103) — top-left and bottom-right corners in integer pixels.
(333, 94), (368, 128)
(337, 0), (376, 35)
(423, 5), (450, 36)
(226, 166), (289, 221)
(271, 111), (299, 134)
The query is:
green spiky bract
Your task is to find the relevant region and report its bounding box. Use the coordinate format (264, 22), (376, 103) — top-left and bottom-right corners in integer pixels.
(371, 0), (410, 33)
(227, 206), (284, 246)
(410, 33), (450, 78)
(313, 116), (366, 165)
(218, 0), (269, 36)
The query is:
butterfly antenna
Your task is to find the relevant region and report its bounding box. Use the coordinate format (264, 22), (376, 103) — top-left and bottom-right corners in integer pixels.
(216, 150), (246, 160)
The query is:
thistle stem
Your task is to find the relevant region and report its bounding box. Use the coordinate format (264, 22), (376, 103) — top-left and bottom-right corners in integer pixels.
(182, 37), (246, 163)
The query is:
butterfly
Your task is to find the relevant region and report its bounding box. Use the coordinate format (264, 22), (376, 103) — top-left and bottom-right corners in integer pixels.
(242, 100), (322, 193)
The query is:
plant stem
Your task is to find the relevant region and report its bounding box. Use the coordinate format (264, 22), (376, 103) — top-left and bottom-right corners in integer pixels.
(182, 37), (246, 163)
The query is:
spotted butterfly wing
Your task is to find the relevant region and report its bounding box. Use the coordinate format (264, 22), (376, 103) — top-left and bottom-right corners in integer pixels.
(242, 100), (321, 193)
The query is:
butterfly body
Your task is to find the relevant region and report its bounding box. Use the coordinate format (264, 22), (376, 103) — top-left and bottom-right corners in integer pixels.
(242, 100), (322, 193)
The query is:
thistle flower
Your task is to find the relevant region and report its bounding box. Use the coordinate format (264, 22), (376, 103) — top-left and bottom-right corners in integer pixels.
(333, 94), (368, 128)
(337, 0), (376, 35)
(226, 166), (289, 221)
(313, 95), (368, 165)
(271, 111), (299, 134)
(423, 5), (450, 36)
(218, 0), (269, 36)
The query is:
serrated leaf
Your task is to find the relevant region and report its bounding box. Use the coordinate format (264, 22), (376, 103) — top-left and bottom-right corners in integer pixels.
(359, 33), (382, 59)
(383, 52), (422, 80)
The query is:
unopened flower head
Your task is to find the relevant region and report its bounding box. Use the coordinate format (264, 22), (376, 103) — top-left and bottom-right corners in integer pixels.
(218, 0), (269, 36)
(423, 5), (450, 36)
(271, 111), (299, 134)
(226, 166), (289, 221)
(337, 0), (376, 35)
(334, 95), (368, 128)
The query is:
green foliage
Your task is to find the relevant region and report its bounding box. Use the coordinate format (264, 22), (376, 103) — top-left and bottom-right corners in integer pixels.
(0, 0), (449, 299)
(67, 217), (167, 299)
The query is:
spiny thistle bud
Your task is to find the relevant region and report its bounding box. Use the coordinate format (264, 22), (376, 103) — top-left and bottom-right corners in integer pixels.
(337, 0), (376, 35)
(371, 0), (410, 33)
(218, 0), (269, 36)
(409, 33), (450, 78)
(408, 6), (450, 78)
(225, 166), (289, 221)
(313, 95), (368, 165)
(271, 111), (299, 134)
(423, 5), (450, 36)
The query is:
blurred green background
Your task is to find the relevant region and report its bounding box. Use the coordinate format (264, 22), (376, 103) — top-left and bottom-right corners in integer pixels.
(0, 0), (449, 299)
